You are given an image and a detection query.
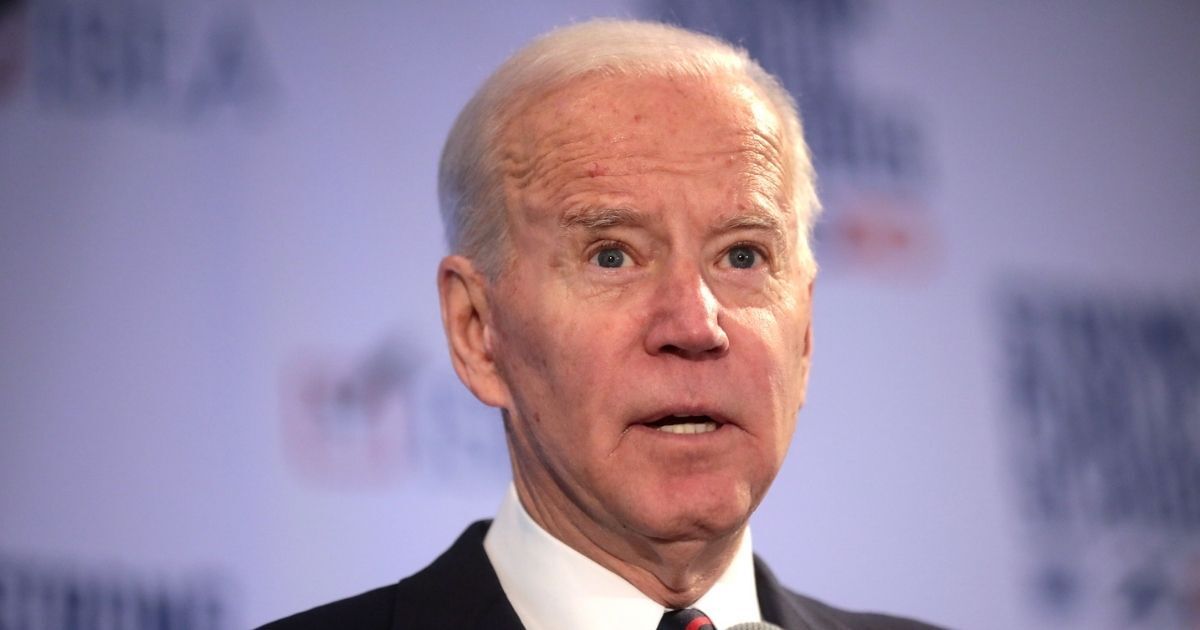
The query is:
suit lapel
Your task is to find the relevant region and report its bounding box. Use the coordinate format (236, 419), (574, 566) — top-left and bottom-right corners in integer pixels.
(391, 520), (525, 629)
(755, 555), (826, 630)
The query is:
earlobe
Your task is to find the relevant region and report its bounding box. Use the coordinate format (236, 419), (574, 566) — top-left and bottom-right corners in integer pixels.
(437, 255), (512, 409)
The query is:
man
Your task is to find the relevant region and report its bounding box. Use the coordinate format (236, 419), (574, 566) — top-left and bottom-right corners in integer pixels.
(264, 19), (942, 630)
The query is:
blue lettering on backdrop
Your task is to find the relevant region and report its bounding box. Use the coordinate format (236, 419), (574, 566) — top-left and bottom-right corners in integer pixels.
(0, 554), (232, 630)
(0, 1), (29, 105)
(649, 0), (923, 185)
(27, 0), (275, 121)
(644, 0), (936, 273)
(999, 285), (1200, 628)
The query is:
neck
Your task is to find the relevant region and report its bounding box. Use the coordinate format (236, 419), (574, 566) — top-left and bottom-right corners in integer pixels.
(512, 476), (745, 608)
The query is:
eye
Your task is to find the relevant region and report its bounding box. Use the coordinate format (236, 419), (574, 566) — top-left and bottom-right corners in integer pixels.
(726, 245), (759, 269)
(591, 246), (629, 268)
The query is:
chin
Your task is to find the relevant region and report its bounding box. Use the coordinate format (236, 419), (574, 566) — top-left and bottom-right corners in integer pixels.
(620, 476), (757, 542)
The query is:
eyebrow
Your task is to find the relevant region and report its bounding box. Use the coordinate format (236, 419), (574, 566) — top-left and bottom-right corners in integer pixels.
(559, 207), (648, 231)
(558, 205), (790, 248)
(716, 211), (789, 249)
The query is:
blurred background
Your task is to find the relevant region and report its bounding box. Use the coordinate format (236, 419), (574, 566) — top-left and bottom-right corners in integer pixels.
(1, 1), (1197, 628)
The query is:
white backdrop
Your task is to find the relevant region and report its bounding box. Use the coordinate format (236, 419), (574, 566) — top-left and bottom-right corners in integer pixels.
(2, 2), (1197, 629)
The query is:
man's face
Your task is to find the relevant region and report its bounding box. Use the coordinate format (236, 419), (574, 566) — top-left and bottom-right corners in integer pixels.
(483, 73), (813, 544)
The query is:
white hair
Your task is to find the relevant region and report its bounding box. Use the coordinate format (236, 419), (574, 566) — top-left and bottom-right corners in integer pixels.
(438, 19), (820, 278)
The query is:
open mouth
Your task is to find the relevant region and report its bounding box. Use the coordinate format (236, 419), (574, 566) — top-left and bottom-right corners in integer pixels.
(645, 414), (721, 435)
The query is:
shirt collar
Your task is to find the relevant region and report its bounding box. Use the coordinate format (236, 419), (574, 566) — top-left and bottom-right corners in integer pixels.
(483, 484), (762, 630)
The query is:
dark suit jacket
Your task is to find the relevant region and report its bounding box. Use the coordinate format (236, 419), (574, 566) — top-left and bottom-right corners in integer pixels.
(260, 520), (944, 630)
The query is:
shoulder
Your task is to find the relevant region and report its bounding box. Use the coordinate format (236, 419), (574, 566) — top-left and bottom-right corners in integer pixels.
(754, 555), (947, 630)
(257, 584), (397, 630)
(785, 590), (946, 630)
(257, 521), (519, 630)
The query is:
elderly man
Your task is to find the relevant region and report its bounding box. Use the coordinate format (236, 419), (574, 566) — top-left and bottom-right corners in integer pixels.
(264, 19), (941, 630)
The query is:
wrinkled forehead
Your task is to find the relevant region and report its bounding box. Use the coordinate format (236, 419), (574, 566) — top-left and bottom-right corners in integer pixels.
(495, 73), (794, 221)
(501, 72), (785, 161)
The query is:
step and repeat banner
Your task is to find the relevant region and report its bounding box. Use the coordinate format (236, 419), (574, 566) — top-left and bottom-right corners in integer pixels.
(2, 1), (1197, 628)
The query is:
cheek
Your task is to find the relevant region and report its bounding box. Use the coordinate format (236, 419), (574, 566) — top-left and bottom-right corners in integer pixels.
(492, 290), (607, 415)
(495, 308), (566, 396)
(736, 306), (792, 365)
(732, 304), (811, 406)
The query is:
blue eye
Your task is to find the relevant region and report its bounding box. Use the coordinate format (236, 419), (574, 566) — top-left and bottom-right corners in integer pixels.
(593, 247), (626, 268)
(728, 245), (757, 269)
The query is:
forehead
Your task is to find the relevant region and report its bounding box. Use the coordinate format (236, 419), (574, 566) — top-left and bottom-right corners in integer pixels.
(497, 73), (792, 222)
(507, 71), (780, 138)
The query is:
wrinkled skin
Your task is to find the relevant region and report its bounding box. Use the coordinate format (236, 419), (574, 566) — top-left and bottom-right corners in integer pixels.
(439, 73), (814, 606)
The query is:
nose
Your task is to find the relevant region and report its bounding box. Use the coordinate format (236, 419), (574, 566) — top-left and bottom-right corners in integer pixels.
(643, 263), (730, 359)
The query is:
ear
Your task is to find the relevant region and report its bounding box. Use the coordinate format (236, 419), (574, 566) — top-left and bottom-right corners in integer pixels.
(437, 255), (513, 409)
(797, 278), (815, 405)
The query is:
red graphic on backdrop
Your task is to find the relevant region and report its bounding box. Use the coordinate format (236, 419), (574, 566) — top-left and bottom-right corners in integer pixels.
(280, 340), (415, 488)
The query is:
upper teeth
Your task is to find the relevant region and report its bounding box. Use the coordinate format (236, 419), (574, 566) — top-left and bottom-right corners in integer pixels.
(657, 421), (718, 435)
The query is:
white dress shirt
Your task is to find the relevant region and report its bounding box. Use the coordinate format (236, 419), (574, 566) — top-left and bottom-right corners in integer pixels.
(483, 485), (763, 630)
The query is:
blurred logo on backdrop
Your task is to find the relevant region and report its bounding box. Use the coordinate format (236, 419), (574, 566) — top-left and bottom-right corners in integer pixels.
(999, 284), (1200, 629)
(0, 553), (235, 630)
(8, 0), (277, 121)
(644, 0), (937, 276)
(280, 335), (509, 489)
